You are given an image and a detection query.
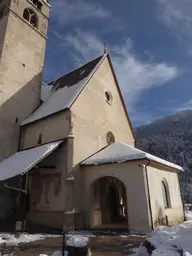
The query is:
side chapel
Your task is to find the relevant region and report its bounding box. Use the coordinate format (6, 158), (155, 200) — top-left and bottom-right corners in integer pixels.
(0, 0), (184, 233)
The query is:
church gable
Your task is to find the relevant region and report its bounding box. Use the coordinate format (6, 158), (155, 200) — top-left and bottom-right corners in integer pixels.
(71, 54), (135, 165)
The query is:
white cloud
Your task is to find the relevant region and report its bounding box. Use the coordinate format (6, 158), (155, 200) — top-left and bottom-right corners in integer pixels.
(174, 99), (192, 112)
(49, 0), (110, 26)
(58, 30), (179, 122)
(157, 0), (192, 55)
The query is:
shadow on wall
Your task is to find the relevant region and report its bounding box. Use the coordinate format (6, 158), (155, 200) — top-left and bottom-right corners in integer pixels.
(0, 73), (42, 231)
(0, 73), (42, 161)
(153, 201), (168, 228)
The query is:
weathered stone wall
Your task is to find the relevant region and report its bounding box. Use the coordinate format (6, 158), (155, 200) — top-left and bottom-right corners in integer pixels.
(0, 0), (50, 161)
(0, 0), (50, 229)
(27, 141), (71, 229)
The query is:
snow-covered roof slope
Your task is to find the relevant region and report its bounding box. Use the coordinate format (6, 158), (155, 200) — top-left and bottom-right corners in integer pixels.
(0, 140), (63, 181)
(21, 55), (104, 126)
(81, 142), (183, 171)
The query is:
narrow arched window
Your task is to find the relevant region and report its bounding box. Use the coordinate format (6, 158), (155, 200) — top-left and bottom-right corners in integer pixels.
(23, 8), (38, 28)
(38, 133), (42, 145)
(161, 180), (171, 208)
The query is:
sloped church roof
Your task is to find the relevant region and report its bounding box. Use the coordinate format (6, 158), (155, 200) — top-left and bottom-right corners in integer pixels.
(21, 55), (104, 125)
(81, 142), (183, 171)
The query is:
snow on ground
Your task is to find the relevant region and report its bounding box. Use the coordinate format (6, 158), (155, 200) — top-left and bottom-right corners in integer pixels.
(186, 210), (192, 221)
(0, 233), (60, 247)
(67, 235), (89, 247)
(136, 220), (192, 256)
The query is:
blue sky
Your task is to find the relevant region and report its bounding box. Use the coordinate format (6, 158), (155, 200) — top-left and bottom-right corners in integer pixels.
(43, 0), (192, 127)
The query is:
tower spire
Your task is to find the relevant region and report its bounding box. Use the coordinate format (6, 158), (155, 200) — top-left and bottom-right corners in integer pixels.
(104, 41), (107, 54)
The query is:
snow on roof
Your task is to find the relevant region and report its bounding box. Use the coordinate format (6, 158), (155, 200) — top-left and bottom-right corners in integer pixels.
(0, 140), (63, 181)
(81, 142), (183, 171)
(21, 55), (105, 126)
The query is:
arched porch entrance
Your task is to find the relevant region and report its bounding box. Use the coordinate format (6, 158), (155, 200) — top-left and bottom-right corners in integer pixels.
(90, 176), (128, 230)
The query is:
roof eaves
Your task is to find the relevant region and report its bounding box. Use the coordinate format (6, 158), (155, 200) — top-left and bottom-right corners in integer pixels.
(81, 157), (146, 166)
(21, 107), (70, 127)
(145, 156), (184, 172)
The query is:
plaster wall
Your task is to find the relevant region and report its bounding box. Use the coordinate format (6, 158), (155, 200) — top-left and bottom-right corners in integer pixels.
(20, 111), (71, 149)
(147, 165), (184, 227)
(27, 140), (74, 229)
(82, 161), (152, 234)
(71, 57), (135, 167)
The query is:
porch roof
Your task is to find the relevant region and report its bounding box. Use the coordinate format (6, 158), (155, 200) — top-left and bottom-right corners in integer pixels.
(0, 140), (63, 181)
(81, 142), (183, 171)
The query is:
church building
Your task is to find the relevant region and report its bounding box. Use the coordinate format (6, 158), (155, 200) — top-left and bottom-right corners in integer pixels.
(0, 0), (184, 233)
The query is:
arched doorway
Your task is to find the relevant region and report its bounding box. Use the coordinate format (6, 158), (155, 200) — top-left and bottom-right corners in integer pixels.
(90, 176), (128, 229)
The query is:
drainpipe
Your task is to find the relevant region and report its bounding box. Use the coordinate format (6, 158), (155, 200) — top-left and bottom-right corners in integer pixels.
(144, 160), (154, 230)
(178, 173), (186, 221)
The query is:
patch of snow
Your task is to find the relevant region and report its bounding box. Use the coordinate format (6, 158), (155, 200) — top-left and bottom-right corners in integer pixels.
(185, 211), (192, 221)
(136, 221), (192, 256)
(65, 177), (74, 181)
(41, 82), (53, 102)
(64, 209), (79, 214)
(0, 233), (60, 247)
(39, 252), (68, 256)
(67, 231), (95, 238)
(66, 235), (89, 248)
(131, 247), (138, 252)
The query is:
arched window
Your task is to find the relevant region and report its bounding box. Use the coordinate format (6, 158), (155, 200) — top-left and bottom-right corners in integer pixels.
(161, 179), (171, 208)
(23, 8), (38, 28)
(32, 0), (43, 11)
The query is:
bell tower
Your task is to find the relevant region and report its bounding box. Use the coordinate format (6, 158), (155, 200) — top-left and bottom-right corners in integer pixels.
(0, 0), (51, 160)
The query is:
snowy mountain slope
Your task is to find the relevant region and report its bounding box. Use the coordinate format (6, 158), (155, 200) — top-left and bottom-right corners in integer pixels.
(135, 110), (192, 202)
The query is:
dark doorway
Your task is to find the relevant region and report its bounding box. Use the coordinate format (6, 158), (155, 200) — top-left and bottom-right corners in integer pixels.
(91, 176), (128, 229)
(108, 183), (120, 223)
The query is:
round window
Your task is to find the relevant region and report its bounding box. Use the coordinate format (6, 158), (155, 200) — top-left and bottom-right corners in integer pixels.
(105, 90), (113, 105)
(106, 131), (115, 144)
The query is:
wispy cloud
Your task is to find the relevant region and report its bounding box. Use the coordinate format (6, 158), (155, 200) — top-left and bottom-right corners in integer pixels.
(49, 0), (111, 26)
(174, 99), (192, 112)
(57, 30), (179, 122)
(156, 0), (192, 55)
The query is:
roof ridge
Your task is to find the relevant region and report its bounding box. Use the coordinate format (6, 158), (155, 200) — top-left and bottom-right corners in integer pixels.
(50, 54), (105, 90)
(68, 54), (107, 108)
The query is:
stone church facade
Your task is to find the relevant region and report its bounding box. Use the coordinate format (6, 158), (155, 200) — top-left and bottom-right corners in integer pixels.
(0, 0), (184, 233)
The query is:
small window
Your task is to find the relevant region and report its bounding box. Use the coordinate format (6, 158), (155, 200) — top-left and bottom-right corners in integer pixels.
(38, 133), (42, 145)
(105, 90), (113, 105)
(32, 0), (43, 11)
(23, 8), (38, 28)
(106, 131), (115, 144)
(161, 179), (171, 208)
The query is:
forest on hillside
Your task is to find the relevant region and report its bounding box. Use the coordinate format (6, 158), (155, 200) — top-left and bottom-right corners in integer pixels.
(135, 110), (192, 203)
